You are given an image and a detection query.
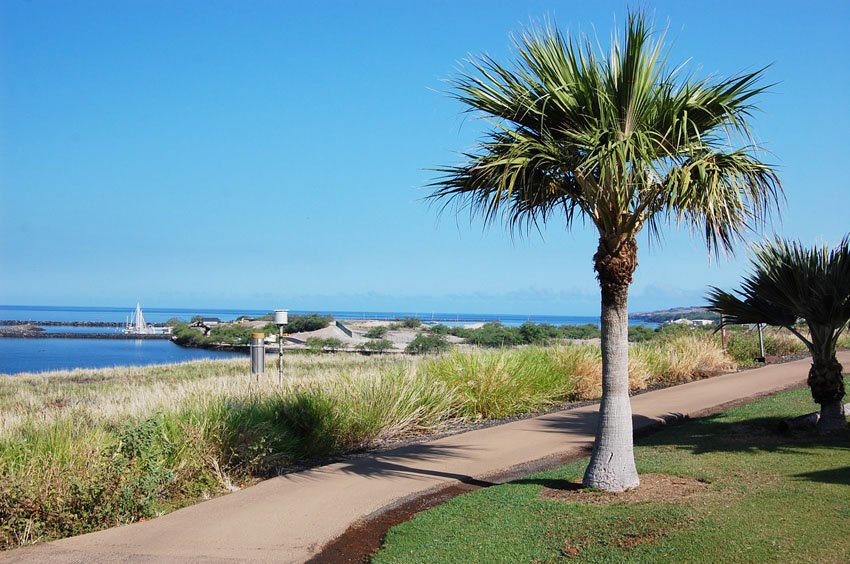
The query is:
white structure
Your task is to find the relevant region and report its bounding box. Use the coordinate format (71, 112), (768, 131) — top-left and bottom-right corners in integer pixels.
(124, 303), (170, 335)
(666, 318), (716, 328)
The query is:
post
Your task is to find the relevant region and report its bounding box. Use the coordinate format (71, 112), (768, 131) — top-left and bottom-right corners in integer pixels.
(720, 314), (727, 353)
(756, 323), (766, 363)
(273, 309), (288, 385)
(250, 332), (265, 379)
(278, 325), (284, 384)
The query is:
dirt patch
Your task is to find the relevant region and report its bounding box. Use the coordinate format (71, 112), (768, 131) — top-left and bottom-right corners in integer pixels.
(540, 473), (711, 505)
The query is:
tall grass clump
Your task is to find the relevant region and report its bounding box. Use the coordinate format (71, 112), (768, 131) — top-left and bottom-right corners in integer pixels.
(422, 347), (594, 419)
(634, 333), (736, 384)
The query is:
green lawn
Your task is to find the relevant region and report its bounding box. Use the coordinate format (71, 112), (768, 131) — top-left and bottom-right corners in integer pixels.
(375, 378), (850, 563)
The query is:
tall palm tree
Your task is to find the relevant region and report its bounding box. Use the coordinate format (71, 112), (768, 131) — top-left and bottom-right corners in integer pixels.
(429, 12), (782, 491)
(707, 237), (850, 433)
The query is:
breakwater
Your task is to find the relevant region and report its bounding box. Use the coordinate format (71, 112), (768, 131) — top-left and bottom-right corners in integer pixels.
(0, 320), (125, 327)
(0, 332), (171, 340)
(0, 322), (170, 339)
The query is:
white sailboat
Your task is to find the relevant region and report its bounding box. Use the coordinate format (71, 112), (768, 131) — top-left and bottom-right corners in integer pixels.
(124, 303), (167, 335)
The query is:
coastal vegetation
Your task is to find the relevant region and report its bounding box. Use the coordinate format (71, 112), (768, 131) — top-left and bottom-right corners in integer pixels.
(0, 332), (747, 549)
(374, 378), (850, 562)
(170, 314), (332, 349)
(427, 11), (781, 490)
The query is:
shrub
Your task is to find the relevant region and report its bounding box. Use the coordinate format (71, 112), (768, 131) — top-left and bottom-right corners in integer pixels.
(305, 338), (346, 353)
(206, 324), (255, 346)
(285, 314), (333, 333)
(364, 326), (389, 339)
(463, 322), (523, 348)
(322, 338), (346, 352)
(358, 339), (395, 353)
(518, 322), (549, 344)
(426, 324), (451, 335)
(556, 323), (601, 340)
(405, 333), (451, 355)
(171, 323), (205, 346)
(628, 324), (657, 342)
(391, 317), (422, 329)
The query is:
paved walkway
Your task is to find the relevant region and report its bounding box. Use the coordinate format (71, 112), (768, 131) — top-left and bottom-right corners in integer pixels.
(5, 352), (846, 563)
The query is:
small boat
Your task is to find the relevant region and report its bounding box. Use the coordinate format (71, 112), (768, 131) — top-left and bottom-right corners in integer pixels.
(124, 303), (169, 335)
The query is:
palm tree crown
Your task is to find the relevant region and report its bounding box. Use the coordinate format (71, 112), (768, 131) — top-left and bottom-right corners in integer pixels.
(707, 237), (850, 358)
(431, 13), (781, 253)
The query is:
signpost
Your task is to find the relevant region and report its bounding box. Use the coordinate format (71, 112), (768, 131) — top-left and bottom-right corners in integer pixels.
(274, 309), (288, 384)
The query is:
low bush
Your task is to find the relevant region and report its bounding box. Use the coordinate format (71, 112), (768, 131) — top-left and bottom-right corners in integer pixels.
(460, 322), (524, 348)
(305, 338), (347, 353)
(284, 314), (333, 333)
(392, 317), (422, 329)
(364, 326), (389, 339)
(447, 322), (603, 347)
(405, 333), (451, 355)
(628, 324), (658, 342)
(358, 339), (395, 353)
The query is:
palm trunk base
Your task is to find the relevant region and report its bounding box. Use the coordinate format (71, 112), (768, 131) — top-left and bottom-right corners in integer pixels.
(808, 358), (847, 435)
(817, 401), (848, 434)
(582, 393), (640, 491)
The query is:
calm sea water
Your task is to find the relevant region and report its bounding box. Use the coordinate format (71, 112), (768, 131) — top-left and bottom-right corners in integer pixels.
(0, 304), (654, 375)
(0, 338), (241, 375)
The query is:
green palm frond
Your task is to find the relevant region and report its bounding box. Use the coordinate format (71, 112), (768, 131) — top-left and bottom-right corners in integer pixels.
(429, 11), (782, 251)
(707, 236), (850, 356)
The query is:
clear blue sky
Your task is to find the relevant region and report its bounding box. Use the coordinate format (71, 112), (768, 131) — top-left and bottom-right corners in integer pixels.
(1, 0), (848, 315)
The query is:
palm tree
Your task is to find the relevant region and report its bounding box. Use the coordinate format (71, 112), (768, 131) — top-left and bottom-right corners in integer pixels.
(429, 12), (782, 491)
(707, 237), (850, 433)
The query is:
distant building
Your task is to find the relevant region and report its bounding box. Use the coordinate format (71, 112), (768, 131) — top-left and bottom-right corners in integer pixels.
(666, 318), (716, 328)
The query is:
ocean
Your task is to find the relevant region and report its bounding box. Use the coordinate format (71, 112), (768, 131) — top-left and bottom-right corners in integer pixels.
(0, 304), (654, 375)
(0, 304), (611, 326)
(0, 338), (242, 375)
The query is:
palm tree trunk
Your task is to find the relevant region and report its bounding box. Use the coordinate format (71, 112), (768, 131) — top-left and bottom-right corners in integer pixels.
(808, 356), (847, 434)
(583, 237), (640, 491)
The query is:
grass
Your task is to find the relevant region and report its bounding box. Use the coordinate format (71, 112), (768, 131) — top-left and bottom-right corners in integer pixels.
(0, 331), (825, 550)
(374, 377), (850, 563)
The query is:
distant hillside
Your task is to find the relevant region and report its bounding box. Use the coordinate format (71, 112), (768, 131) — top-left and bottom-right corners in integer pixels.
(630, 306), (720, 323)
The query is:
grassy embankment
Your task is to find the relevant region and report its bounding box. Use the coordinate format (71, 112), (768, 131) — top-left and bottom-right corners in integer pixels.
(375, 377), (850, 563)
(0, 328), (839, 549)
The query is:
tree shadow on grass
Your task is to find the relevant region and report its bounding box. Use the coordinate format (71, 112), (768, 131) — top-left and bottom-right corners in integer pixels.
(793, 466), (850, 486)
(628, 413), (850, 456)
(531, 407), (849, 466)
(511, 477), (585, 491)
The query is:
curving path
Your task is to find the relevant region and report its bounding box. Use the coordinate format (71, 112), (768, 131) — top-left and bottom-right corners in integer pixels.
(4, 352), (847, 563)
